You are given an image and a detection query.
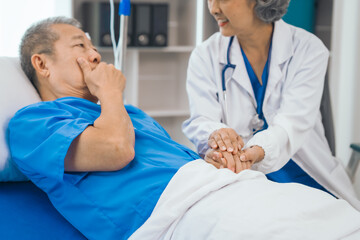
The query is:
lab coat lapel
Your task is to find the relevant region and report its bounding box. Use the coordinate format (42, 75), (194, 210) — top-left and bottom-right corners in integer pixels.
(219, 36), (255, 101)
(264, 20), (294, 107)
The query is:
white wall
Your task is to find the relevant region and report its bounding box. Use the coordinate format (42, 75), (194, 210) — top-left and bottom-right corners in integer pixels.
(0, 0), (71, 57)
(330, 0), (360, 165)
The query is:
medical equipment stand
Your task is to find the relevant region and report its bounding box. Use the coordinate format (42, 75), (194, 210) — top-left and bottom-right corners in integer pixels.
(348, 143), (360, 182)
(118, 0), (131, 71)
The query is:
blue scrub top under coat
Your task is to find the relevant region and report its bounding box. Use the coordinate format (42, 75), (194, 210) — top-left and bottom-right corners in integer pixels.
(9, 97), (199, 240)
(240, 45), (329, 194)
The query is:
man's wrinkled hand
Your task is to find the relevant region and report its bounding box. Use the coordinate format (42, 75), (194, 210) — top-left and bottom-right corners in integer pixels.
(205, 148), (254, 173)
(77, 57), (126, 99)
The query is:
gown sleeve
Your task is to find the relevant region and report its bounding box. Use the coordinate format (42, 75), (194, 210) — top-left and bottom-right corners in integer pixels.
(8, 101), (92, 182)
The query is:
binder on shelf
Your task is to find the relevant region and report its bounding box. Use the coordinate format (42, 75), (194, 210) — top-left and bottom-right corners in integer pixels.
(81, 2), (102, 46)
(81, 2), (168, 48)
(151, 4), (168, 47)
(134, 4), (152, 47)
(81, 2), (133, 47)
(99, 2), (119, 47)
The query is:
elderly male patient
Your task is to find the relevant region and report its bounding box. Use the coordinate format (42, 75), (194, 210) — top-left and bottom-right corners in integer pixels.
(8, 17), (360, 240)
(9, 17), (199, 239)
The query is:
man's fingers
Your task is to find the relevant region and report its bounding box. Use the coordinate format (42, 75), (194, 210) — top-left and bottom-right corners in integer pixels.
(204, 152), (223, 169)
(223, 151), (235, 172)
(77, 57), (92, 75)
(204, 149), (224, 168)
(221, 157), (227, 167)
(234, 154), (242, 173)
(204, 158), (222, 169)
(212, 151), (222, 161)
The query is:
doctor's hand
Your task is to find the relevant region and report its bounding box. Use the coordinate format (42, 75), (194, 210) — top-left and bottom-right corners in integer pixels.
(77, 57), (126, 100)
(208, 128), (244, 155)
(239, 145), (265, 164)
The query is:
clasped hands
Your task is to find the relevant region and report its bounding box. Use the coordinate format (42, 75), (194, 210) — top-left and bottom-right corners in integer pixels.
(205, 128), (265, 173)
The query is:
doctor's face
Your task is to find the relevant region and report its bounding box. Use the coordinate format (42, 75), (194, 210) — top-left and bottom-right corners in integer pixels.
(208, 0), (258, 37)
(45, 24), (101, 100)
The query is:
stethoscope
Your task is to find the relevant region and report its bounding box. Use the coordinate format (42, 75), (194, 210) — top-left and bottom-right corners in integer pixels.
(221, 36), (265, 135)
(221, 36), (236, 124)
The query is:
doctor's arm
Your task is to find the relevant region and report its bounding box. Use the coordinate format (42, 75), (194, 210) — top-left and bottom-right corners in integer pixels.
(183, 47), (229, 156)
(64, 58), (135, 172)
(243, 39), (330, 173)
(183, 47), (246, 170)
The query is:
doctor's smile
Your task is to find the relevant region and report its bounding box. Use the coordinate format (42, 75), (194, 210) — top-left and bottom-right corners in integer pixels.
(217, 19), (229, 27)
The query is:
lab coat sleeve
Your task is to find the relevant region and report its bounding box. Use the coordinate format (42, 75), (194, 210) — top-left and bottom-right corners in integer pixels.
(246, 37), (330, 173)
(182, 45), (228, 156)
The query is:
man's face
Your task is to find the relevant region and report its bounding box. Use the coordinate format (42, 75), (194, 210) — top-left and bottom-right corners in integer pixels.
(45, 24), (101, 99)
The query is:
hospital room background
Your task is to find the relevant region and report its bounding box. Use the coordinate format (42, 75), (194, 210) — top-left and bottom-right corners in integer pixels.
(1, 0), (359, 195)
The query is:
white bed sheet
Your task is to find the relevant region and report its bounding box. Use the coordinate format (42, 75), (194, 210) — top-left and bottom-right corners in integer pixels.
(130, 160), (360, 240)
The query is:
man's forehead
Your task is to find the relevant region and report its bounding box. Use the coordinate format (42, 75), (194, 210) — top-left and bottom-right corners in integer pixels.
(51, 24), (88, 40)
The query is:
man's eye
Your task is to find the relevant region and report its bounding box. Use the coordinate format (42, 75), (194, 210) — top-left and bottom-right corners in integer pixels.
(76, 43), (85, 48)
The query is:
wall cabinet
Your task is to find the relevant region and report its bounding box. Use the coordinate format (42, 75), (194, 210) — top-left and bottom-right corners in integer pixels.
(72, 0), (217, 149)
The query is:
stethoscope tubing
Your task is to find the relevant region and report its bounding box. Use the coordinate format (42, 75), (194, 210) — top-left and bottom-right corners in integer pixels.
(222, 36), (236, 124)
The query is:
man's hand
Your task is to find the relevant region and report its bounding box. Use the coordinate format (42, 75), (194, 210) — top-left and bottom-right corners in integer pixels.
(64, 58), (135, 173)
(77, 57), (126, 100)
(208, 128), (244, 155)
(204, 148), (224, 169)
(204, 148), (253, 173)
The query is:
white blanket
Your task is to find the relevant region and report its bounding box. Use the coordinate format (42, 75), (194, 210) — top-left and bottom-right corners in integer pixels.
(130, 160), (360, 240)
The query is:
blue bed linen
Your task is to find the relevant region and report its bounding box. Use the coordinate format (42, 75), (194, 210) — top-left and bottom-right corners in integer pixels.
(8, 97), (199, 239)
(241, 45), (329, 193)
(0, 181), (86, 240)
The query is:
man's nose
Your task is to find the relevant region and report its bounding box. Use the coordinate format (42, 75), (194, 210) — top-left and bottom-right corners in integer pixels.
(89, 49), (101, 64)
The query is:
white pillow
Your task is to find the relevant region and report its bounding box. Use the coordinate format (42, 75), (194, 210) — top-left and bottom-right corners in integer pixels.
(0, 57), (41, 181)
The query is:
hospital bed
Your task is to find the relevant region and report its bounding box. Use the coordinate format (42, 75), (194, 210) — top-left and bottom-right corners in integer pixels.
(0, 57), (86, 239)
(0, 56), (360, 239)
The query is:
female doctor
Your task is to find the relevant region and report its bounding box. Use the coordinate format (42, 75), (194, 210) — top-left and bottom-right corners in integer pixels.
(182, 0), (360, 210)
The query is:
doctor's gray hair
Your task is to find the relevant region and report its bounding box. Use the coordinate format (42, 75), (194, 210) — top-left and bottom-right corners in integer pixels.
(253, 0), (290, 23)
(19, 16), (82, 89)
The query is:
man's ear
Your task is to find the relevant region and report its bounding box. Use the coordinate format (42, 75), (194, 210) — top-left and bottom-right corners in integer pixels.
(31, 54), (50, 79)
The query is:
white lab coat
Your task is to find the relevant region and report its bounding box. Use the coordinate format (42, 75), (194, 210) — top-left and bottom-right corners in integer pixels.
(182, 20), (360, 210)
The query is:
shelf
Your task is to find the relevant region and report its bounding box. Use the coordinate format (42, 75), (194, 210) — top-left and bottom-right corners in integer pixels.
(97, 46), (194, 53)
(144, 109), (190, 118)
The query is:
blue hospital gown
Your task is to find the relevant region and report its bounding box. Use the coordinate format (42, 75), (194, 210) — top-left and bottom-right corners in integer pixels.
(8, 97), (199, 240)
